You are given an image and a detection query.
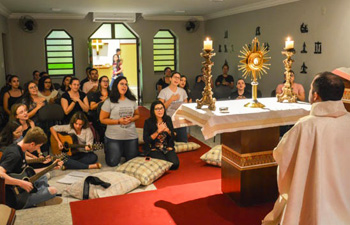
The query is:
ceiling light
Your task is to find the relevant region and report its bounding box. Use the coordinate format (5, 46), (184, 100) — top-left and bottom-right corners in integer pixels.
(175, 10), (186, 13)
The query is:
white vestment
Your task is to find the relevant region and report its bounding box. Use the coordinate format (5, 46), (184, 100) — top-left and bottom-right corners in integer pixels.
(262, 100), (350, 225)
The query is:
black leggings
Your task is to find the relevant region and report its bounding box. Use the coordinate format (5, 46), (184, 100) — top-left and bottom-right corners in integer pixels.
(64, 152), (98, 169)
(148, 149), (179, 170)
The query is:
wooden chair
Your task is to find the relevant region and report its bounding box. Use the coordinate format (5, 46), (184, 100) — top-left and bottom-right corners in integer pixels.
(0, 177), (16, 225)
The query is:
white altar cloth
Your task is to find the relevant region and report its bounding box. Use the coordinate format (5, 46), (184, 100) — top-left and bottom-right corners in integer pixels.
(172, 97), (311, 140)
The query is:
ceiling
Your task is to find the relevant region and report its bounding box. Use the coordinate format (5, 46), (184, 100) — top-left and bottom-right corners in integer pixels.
(0, 0), (299, 20)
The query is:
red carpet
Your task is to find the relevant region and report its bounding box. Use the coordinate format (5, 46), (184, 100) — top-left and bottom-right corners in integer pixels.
(70, 179), (273, 225)
(70, 106), (274, 224)
(154, 136), (221, 189)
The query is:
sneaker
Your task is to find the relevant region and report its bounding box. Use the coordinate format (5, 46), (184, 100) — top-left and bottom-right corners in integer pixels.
(37, 197), (63, 207)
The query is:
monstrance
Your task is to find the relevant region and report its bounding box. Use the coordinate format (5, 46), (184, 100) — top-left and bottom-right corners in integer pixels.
(238, 37), (270, 108)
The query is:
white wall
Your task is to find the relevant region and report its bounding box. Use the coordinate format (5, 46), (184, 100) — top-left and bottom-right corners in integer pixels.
(205, 0), (350, 100)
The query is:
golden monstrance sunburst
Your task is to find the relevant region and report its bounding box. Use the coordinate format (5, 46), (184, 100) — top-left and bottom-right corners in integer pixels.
(238, 37), (270, 108)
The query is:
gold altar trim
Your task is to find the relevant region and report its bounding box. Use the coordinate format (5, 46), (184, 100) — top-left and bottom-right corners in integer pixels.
(343, 88), (350, 103)
(222, 144), (277, 171)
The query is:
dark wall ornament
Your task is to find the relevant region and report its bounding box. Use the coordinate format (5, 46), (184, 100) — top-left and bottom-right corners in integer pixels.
(224, 44), (228, 53)
(224, 30), (228, 39)
(300, 23), (308, 33)
(314, 42), (322, 54)
(218, 44), (222, 53)
(301, 62), (308, 74)
(255, 26), (261, 36)
(263, 42), (270, 51)
(301, 42), (307, 53)
(231, 44), (234, 53)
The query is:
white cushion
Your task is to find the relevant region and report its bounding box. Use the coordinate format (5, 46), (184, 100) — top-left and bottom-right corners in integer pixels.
(137, 128), (144, 145)
(66, 171), (141, 200)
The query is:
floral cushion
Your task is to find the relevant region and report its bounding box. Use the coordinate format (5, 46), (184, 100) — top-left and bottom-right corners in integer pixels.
(200, 145), (222, 167)
(174, 142), (201, 153)
(116, 157), (172, 185)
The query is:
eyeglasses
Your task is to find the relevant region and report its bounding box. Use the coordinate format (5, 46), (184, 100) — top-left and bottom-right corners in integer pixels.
(172, 76), (181, 80)
(154, 107), (164, 111)
(29, 85), (38, 90)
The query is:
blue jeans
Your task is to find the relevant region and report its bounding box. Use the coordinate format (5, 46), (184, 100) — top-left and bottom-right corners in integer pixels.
(104, 137), (139, 167)
(175, 127), (188, 142)
(24, 176), (56, 208)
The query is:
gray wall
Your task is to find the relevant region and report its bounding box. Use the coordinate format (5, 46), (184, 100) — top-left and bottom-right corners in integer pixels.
(205, 0), (350, 100)
(0, 15), (8, 88)
(6, 14), (205, 103)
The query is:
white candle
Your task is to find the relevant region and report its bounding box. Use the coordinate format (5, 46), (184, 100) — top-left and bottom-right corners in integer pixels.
(285, 37), (294, 49)
(204, 37), (213, 50)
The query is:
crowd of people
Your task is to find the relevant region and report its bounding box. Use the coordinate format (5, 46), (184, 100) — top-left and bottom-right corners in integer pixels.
(0, 63), (320, 212)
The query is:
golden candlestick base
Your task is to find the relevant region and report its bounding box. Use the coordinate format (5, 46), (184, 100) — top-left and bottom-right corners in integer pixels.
(277, 48), (297, 103)
(244, 81), (265, 108)
(196, 49), (216, 111)
(238, 37), (270, 108)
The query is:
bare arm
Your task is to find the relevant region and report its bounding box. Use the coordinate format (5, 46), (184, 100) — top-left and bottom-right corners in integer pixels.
(129, 108), (140, 122)
(99, 110), (120, 125)
(297, 91), (305, 101)
(3, 92), (10, 115)
(77, 96), (89, 112)
(61, 97), (75, 115)
(0, 166), (33, 192)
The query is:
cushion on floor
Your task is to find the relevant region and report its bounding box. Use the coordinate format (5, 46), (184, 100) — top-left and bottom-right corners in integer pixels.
(66, 171), (141, 200)
(200, 145), (222, 167)
(174, 142), (201, 153)
(116, 157), (172, 185)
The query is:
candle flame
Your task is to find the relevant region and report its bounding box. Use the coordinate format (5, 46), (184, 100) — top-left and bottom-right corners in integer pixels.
(287, 37), (290, 41)
(206, 37), (210, 41)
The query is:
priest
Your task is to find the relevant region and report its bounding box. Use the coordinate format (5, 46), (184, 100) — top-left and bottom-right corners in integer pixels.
(262, 72), (350, 225)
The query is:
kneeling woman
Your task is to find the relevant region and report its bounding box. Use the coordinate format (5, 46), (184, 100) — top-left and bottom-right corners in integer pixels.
(50, 111), (101, 170)
(100, 76), (139, 167)
(143, 100), (179, 170)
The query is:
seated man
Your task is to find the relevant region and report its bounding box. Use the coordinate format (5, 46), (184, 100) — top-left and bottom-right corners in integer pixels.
(0, 127), (61, 209)
(263, 72), (350, 224)
(215, 64), (234, 89)
(275, 70), (305, 101)
(229, 78), (251, 99)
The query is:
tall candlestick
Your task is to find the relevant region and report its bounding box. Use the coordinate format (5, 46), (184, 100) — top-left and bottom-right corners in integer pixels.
(204, 37), (213, 51)
(285, 37), (294, 50)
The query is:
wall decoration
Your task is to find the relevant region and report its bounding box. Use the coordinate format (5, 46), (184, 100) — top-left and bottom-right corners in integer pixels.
(224, 44), (228, 53)
(301, 62), (308, 74)
(301, 42), (307, 53)
(224, 30), (228, 39)
(231, 44), (234, 53)
(300, 23), (308, 33)
(255, 26), (261, 36)
(218, 44), (222, 53)
(263, 42), (270, 51)
(314, 42), (322, 54)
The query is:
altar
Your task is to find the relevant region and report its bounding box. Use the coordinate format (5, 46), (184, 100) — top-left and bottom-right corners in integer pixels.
(173, 97), (311, 206)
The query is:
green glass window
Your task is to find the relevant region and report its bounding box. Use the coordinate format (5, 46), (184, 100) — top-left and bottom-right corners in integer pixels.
(45, 30), (75, 76)
(153, 30), (176, 72)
